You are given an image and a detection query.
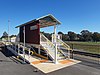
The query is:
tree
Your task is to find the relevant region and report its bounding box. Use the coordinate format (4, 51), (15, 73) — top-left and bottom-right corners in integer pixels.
(3, 31), (8, 37)
(58, 31), (64, 35)
(81, 30), (92, 41)
(10, 35), (16, 38)
(68, 31), (77, 41)
(1, 31), (8, 38)
(92, 32), (100, 42)
(77, 34), (83, 41)
(62, 34), (69, 41)
(43, 32), (52, 40)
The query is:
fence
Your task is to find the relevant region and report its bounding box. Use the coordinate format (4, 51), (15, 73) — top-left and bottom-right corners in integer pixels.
(66, 42), (100, 65)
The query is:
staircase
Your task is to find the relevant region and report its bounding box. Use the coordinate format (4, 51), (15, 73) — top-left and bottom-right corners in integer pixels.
(6, 33), (71, 63)
(40, 33), (70, 60)
(52, 34), (72, 58)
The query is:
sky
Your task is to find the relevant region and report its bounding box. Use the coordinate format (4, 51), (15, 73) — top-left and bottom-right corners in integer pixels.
(0, 0), (100, 36)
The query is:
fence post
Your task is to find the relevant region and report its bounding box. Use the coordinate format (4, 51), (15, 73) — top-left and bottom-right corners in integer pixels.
(71, 44), (74, 59)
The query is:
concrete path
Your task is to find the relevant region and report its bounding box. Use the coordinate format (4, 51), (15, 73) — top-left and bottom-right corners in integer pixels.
(0, 44), (100, 75)
(47, 63), (100, 75)
(0, 47), (45, 75)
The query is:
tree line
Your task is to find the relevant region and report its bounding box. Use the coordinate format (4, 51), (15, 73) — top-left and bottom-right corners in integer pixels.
(1, 30), (100, 42)
(42, 30), (100, 42)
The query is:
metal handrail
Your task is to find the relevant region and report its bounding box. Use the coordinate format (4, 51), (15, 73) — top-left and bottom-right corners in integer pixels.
(40, 33), (55, 48)
(52, 34), (71, 50)
(57, 39), (71, 50)
(40, 33), (67, 58)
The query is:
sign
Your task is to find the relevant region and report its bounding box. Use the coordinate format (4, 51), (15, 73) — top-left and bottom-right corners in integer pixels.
(30, 25), (38, 30)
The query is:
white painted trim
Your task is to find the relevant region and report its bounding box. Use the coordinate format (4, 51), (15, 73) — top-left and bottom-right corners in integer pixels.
(23, 26), (26, 63)
(54, 25), (58, 64)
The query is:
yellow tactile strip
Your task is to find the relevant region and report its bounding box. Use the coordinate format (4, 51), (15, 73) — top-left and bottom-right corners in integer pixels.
(59, 60), (74, 64)
(31, 60), (48, 64)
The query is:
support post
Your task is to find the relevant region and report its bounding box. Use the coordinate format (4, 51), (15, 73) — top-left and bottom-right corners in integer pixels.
(40, 33), (41, 43)
(15, 44), (16, 52)
(54, 25), (58, 64)
(18, 44), (20, 55)
(68, 50), (70, 59)
(23, 26), (26, 63)
(17, 28), (20, 55)
(8, 20), (10, 43)
(28, 48), (30, 60)
(52, 34), (53, 43)
(38, 45), (40, 54)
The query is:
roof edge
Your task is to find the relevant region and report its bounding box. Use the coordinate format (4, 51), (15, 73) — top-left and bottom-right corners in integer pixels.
(15, 14), (61, 28)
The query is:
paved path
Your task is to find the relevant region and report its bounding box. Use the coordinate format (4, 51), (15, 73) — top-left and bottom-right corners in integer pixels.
(47, 63), (100, 75)
(0, 44), (100, 75)
(0, 46), (45, 75)
(47, 54), (100, 75)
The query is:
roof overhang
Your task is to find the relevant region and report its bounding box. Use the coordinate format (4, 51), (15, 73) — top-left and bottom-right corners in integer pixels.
(15, 14), (61, 28)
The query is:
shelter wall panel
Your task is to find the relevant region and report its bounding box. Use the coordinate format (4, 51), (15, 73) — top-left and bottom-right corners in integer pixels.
(19, 21), (40, 44)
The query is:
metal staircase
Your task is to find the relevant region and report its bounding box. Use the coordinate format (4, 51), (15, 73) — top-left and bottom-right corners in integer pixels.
(5, 33), (72, 64)
(40, 33), (69, 60)
(52, 34), (72, 59)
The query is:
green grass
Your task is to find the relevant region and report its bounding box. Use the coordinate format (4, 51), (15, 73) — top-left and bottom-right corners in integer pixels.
(65, 41), (100, 54)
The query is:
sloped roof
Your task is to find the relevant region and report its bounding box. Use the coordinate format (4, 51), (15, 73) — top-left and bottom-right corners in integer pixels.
(15, 14), (61, 28)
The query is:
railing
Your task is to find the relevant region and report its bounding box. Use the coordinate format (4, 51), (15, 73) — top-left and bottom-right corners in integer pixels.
(40, 33), (54, 48)
(40, 33), (67, 59)
(40, 33), (55, 59)
(52, 34), (71, 50)
(57, 39), (71, 50)
(6, 42), (48, 60)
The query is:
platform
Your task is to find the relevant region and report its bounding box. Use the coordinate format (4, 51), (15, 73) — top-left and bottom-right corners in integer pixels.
(19, 53), (81, 73)
(31, 59), (81, 73)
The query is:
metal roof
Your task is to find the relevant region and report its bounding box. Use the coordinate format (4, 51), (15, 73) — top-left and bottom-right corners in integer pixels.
(15, 14), (61, 28)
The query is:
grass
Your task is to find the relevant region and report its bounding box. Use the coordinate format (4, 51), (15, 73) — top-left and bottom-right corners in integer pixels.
(65, 41), (100, 54)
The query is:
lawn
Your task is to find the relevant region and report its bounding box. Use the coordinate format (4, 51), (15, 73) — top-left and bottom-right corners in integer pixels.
(65, 41), (100, 54)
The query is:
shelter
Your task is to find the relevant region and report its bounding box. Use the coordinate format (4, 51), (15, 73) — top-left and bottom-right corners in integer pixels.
(15, 14), (71, 64)
(16, 14), (60, 44)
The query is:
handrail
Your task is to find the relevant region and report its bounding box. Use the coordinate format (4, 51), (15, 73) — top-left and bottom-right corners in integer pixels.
(52, 34), (71, 50)
(40, 33), (55, 48)
(57, 39), (71, 50)
(9, 42), (35, 55)
(40, 33), (67, 58)
(40, 33), (57, 59)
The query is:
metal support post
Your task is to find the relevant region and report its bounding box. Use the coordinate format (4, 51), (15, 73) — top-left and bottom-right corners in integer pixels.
(18, 44), (20, 55)
(54, 25), (58, 64)
(68, 50), (70, 59)
(28, 48), (30, 60)
(52, 34), (53, 43)
(8, 20), (10, 43)
(15, 44), (16, 52)
(23, 26), (26, 63)
(38, 46), (40, 54)
(23, 46), (25, 63)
